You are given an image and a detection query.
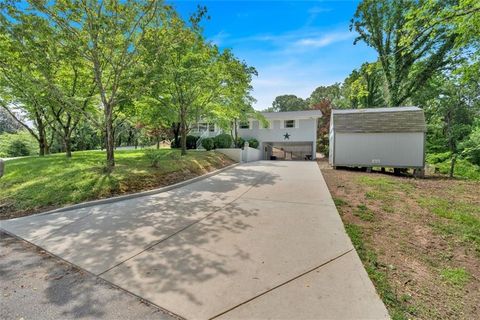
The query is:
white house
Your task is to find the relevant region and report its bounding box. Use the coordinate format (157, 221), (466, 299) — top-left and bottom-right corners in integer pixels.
(190, 110), (322, 161)
(238, 110), (322, 161)
(329, 106), (426, 171)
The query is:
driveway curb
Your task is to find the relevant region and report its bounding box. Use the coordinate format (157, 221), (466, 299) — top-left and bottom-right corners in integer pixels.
(16, 163), (239, 219)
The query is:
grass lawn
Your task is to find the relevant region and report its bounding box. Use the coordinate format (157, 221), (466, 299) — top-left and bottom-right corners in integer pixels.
(320, 161), (479, 320)
(0, 149), (233, 219)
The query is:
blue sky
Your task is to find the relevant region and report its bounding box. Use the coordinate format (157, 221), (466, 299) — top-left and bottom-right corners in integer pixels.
(169, 0), (378, 110)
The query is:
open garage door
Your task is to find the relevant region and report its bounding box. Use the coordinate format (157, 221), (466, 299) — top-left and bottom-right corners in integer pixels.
(264, 142), (313, 161)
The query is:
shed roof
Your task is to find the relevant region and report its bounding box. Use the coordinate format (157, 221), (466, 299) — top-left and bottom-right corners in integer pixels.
(331, 106), (426, 133)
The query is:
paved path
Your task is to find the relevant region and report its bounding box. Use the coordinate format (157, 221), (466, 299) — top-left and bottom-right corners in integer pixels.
(1, 161), (389, 319)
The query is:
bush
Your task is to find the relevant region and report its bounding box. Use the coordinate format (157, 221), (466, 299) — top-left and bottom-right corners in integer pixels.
(201, 137), (214, 151)
(6, 140), (30, 157)
(186, 135), (199, 149)
(235, 137), (245, 148)
(214, 134), (232, 149)
(0, 131), (37, 157)
(247, 138), (259, 149)
(145, 149), (163, 168)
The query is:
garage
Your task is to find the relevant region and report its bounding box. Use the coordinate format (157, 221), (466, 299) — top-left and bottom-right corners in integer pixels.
(264, 142), (313, 161)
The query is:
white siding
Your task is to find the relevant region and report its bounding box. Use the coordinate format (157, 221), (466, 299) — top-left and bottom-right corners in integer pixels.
(333, 132), (424, 167)
(238, 118), (317, 144)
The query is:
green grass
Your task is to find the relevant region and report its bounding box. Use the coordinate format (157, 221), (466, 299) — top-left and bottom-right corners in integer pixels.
(417, 197), (480, 253)
(344, 224), (414, 320)
(354, 204), (375, 221)
(0, 149), (230, 216)
(440, 267), (470, 287)
(333, 197), (348, 207)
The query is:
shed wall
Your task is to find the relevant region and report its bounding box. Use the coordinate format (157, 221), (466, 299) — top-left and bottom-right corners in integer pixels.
(333, 132), (424, 167)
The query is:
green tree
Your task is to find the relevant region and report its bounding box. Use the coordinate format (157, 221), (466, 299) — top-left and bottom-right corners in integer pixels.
(342, 62), (385, 108)
(271, 95), (309, 112)
(140, 10), (255, 155)
(308, 84), (343, 107)
(421, 76), (477, 177)
(351, 0), (457, 106)
(32, 0), (163, 169)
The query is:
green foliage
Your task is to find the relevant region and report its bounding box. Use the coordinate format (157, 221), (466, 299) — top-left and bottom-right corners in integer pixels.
(440, 267), (470, 287)
(6, 140), (30, 157)
(342, 62), (385, 108)
(352, 0), (457, 106)
(201, 137), (214, 151)
(308, 84), (344, 107)
(186, 135), (199, 150)
(427, 153), (480, 180)
(0, 149), (231, 215)
(235, 137), (245, 148)
(247, 138), (259, 149)
(144, 149), (163, 168)
(214, 133), (233, 149)
(0, 131), (38, 158)
(270, 95), (309, 112)
(461, 126), (480, 166)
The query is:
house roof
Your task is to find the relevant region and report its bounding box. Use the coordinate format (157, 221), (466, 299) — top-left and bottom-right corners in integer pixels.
(331, 106), (426, 133)
(260, 110), (323, 120)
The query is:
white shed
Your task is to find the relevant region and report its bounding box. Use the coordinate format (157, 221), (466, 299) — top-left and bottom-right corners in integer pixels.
(329, 107), (426, 170)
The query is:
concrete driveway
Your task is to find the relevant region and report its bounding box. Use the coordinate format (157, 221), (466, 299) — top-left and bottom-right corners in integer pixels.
(1, 161), (389, 319)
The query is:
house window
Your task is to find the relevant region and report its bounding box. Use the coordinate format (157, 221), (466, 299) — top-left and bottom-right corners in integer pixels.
(239, 121), (250, 129)
(284, 120), (295, 128)
(198, 122), (208, 132)
(208, 123), (215, 132)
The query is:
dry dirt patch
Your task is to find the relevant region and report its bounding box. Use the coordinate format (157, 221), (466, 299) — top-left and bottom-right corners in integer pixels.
(320, 161), (479, 320)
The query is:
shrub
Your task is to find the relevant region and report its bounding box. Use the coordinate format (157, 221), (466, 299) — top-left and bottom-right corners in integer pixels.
(186, 135), (199, 149)
(0, 131), (37, 157)
(202, 137), (214, 151)
(145, 149), (163, 168)
(214, 133), (232, 149)
(247, 138), (259, 149)
(6, 140), (30, 157)
(235, 137), (245, 148)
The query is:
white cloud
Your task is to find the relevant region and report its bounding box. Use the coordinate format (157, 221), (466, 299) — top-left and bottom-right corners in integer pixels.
(295, 32), (355, 48)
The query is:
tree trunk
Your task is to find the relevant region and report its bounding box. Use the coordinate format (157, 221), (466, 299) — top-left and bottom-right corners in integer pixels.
(105, 106), (115, 169)
(180, 109), (187, 156)
(64, 137), (72, 158)
(171, 122), (180, 148)
(449, 155), (456, 178)
(234, 119), (238, 147)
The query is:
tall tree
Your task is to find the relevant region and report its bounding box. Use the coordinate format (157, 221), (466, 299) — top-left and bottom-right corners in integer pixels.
(32, 0), (163, 169)
(0, 30), (52, 156)
(351, 0), (457, 106)
(140, 10), (255, 155)
(271, 95), (309, 112)
(342, 62), (385, 108)
(308, 84), (343, 107)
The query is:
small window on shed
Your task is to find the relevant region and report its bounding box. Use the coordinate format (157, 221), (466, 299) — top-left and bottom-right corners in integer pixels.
(239, 121), (250, 129)
(208, 123), (215, 132)
(284, 120), (295, 128)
